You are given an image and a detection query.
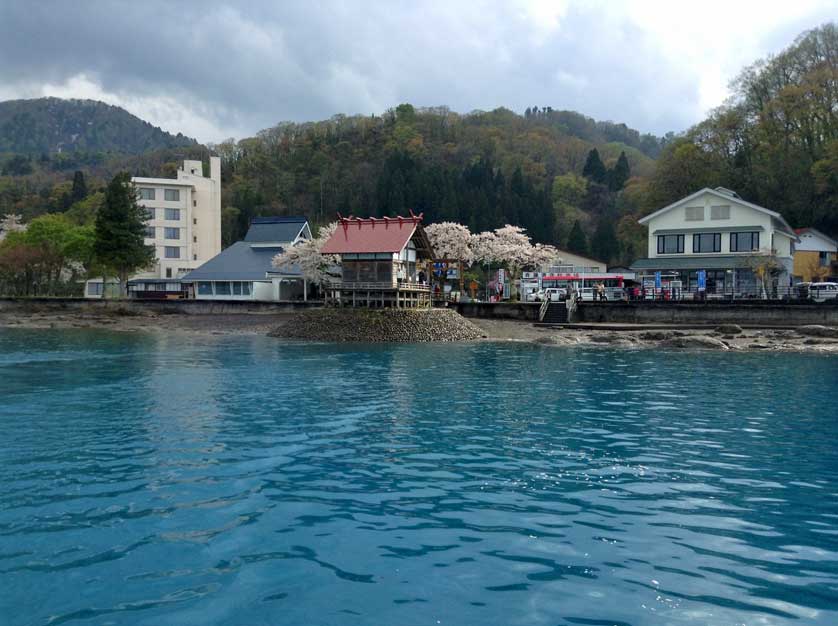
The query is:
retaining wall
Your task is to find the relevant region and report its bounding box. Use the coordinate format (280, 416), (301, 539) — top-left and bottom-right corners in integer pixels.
(454, 302), (541, 321)
(576, 301), (838, 326)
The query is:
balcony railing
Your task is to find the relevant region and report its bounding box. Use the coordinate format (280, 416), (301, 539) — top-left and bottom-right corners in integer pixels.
(330, 280), (431, 292)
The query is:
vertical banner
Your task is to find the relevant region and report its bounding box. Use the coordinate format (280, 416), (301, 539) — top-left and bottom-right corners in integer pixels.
(654, 271), (661, 289)
(697, 270), (706, 291)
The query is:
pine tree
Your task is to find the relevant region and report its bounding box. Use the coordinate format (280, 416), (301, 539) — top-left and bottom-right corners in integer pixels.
(609, 151), (631, 191)
(591, 218), (618, 263)
(567, 220), (588, 255)
(93, 172), (154, 297)
(71, 170), (87, 204)
(582, 148), (607, 184)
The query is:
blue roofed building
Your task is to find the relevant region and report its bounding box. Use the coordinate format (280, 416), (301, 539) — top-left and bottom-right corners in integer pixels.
(175, 217), (313, 301)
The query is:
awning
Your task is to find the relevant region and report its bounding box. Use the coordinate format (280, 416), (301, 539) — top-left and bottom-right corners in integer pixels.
(630, 256), (760, 272)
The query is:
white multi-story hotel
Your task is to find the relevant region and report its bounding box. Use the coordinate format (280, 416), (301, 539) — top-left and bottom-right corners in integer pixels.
(630, 187), (798, 296)
(86, 157), (221, 297)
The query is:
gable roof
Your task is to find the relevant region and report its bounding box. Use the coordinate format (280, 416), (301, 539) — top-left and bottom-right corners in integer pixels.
(320, 214), (434, 255)
(794, 227), (838, 248)
(182, 241), (301, 281)
(244, 216), (309, 243)
(638, 187), (797, 237)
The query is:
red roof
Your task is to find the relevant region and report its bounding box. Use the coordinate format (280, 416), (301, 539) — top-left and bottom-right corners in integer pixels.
(321, 214), (424, 254)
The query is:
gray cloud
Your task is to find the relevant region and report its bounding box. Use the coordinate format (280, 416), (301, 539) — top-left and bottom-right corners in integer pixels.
(1, 1), (835, 142)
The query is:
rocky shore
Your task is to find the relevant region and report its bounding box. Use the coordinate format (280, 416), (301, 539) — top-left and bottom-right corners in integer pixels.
(1, 307), (836, 352)
(474, 320), (838, 353)
(268, 308), (486, 342)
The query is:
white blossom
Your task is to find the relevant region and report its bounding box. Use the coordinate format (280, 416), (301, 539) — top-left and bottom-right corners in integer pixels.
(425, 222), (475, 266)
(0, 214), (25, 242)
(272, 222), (340, 285)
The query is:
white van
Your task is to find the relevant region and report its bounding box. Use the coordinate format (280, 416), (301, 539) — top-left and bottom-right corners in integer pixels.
(809, 282), (838, 303)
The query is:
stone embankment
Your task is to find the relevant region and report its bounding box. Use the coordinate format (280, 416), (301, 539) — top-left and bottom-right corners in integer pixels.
(268, 308), (486, 342)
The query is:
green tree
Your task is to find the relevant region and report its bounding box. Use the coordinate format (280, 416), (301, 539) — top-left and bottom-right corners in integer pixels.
(591, 217), (619, 264)
(70, 170), (87, 204)
(610, 151), (631, 191)
(93, 172), (154, 297)
(566, 219), (588, 255)
(582, 148), (607, 184)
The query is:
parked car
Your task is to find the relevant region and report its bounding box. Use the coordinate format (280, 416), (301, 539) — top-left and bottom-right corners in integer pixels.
(808, 282), (838, 303)
(534, 287), (567, 302)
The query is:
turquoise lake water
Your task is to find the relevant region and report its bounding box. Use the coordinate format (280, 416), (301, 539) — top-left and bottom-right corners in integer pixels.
(1, 329), (837, 626)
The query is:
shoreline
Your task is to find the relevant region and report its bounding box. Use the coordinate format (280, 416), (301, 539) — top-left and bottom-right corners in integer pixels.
(1, 310), (837, 353)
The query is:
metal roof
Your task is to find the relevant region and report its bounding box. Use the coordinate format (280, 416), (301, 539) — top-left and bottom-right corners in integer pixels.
(181, 242), (301, 281)
(244, 217), (309, 243)
(320, 215), (433, 255)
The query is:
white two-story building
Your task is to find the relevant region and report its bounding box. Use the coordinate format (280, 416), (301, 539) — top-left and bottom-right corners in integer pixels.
(86, 157), (221, 297)
(630, 187), (799, 296)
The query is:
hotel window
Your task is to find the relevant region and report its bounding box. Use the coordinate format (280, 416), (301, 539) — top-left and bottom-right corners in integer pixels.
(164, 208), (181, 221)
(138, 188), (155, 200)
(164, 189), (180, 202)
(693, 232), (721, 253)
(215, 281), (231, 295)
(145, 226), (155, 238)
(164, 227), (180, 240)
(730, 231), (759, 252)
(657, 234), (684, 254)
(164, 246), (180, 259)
(143, 206), (155, 220)
(685, 206), (704, 221)
(198, 282), (213, 295)
(711, 205), (731, 220)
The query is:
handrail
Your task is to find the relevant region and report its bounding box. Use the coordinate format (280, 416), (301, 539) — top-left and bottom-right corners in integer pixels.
(538, 297), (550, 321)
(329, 280), (431, 291)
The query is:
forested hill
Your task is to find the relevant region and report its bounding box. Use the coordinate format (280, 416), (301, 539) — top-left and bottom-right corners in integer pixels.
(214, 105), (665, 253)
(0, 98), (197, 154)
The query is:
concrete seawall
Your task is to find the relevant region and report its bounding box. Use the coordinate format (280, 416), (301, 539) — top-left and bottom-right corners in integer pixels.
(576, 301), (838, 326)
(454, 302), (541, 321)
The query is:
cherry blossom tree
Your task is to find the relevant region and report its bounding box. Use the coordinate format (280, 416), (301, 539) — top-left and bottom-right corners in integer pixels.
(0, 214), (25, 242)
(272, 222), (340, 285)
(425, 222), (474, 296)
(472, 225), (561, 300)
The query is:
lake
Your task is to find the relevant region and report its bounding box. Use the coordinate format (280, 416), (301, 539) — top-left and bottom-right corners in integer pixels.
(1, 329), (837, 625)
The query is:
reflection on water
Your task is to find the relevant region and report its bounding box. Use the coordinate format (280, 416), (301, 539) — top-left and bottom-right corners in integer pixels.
(1, 329), (837, 626)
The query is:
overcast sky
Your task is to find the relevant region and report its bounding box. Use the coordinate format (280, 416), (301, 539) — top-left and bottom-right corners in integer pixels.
(1, 0), (836, 143)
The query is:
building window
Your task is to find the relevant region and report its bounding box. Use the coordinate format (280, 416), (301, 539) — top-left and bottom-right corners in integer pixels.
(164, 227), (180, 240)
(693, 232), (721, 253)
(193, 236), (197, 243)
(657, 234), (684, 254)
(164, 246), (180, 259)
(232, 282), (242, 295)
(164, 189), (180, 202)
(193, 200), (197, 207)
(138, 188), (155, 200)
(685, 206), (704, 221)
(198, 282), (213, 295)
(730, 231), (759, 252)
(165, 208), (181, 221)
(165, 268), (172, 278)
(711, 205), (731, 220)
(242, 282), (251, 295)
(145, 226), (155, 238)
(820, 251), (830, 266)
(143, 207), (155, 220)
(215, 281), (231, 295)
(193, 254), (197, 260)
(87, 282), (103, 296)
(193, 218), (197, 225)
